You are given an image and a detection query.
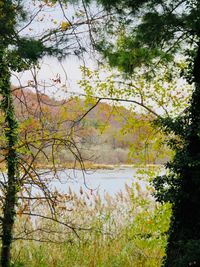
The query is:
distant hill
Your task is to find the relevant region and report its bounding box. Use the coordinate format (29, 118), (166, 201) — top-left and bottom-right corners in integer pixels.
(12, 88), (171, 165)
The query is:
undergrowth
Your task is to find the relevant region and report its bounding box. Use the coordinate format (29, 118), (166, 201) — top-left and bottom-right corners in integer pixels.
(11, 169), (171, 267)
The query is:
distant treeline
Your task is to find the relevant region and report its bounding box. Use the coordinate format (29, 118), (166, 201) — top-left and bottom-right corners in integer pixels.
(12, 88), (171, 165)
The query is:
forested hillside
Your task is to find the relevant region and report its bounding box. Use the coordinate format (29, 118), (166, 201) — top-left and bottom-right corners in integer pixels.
(13, 88), (171, 166)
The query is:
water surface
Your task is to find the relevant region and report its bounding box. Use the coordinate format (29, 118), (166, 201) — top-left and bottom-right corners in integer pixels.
(51, 167), (149, 197)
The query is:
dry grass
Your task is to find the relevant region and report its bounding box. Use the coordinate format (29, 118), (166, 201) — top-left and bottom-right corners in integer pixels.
(11, 180), (171, 267)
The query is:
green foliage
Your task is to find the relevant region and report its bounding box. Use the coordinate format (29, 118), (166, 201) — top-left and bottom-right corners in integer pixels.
(16, 39), (52, 61)
(85, 0), (149, 13)
(11, 175), (171, 267)
(84, 0), (200, 266)
(94, 0), (200, 81)
(79, 65), (193, 166)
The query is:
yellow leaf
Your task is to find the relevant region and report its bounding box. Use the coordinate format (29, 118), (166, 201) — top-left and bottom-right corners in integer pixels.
(61, 21), (70, 31)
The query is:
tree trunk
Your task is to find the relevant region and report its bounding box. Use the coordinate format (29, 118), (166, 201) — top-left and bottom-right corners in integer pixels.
(164, 44), (200, 266)
(0, 52), (19, 267)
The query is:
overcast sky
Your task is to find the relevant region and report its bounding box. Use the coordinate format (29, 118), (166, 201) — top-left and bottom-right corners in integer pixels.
(11, 0), (100, 98)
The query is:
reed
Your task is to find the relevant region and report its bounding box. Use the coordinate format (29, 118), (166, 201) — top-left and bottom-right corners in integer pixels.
(11, 181), (171, 267)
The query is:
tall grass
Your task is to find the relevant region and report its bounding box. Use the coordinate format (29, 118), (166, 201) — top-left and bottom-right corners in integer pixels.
(11, 178), (171, 267)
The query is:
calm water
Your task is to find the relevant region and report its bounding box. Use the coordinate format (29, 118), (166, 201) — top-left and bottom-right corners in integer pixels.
(50, 167), (150, 197)
(0, 166), (162, 197)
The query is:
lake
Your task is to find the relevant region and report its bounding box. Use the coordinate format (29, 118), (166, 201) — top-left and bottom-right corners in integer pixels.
(0, 166), (162, 198)
(49, 166), (158, 197)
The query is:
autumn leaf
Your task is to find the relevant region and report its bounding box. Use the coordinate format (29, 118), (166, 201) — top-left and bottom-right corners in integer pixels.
(61, 21), (71, 31)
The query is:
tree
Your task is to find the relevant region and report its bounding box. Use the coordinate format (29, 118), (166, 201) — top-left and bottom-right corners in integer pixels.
(79, 65), (189, 164)
(0, 1), (106, 266)
(81, 0), (200, 266)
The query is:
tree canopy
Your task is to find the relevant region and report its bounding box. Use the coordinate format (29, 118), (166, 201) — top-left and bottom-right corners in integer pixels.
(92, 1), (198, 79)
(80, 0), (200, 266)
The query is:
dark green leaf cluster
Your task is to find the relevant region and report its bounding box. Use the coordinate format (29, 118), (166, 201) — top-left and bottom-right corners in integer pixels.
(94, 0), (200, 80)
(83, 0), (148, 13)
(0, 1), (65, 72)
(16, 38), (51, 61)
(6, 38), (62, 71)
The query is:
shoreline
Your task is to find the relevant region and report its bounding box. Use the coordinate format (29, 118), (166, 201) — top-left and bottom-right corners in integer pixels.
(34, 162), (163, 170)
(0, 161), (164, 171)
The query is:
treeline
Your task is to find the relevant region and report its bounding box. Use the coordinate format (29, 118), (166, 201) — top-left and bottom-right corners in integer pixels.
(12, 88), (171, 166)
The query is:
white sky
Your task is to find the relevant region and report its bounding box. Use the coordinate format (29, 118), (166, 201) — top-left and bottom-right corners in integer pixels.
(11, 55), (96, 98)
(10, 1), (192, 117)
(11, 0), (100, 98)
